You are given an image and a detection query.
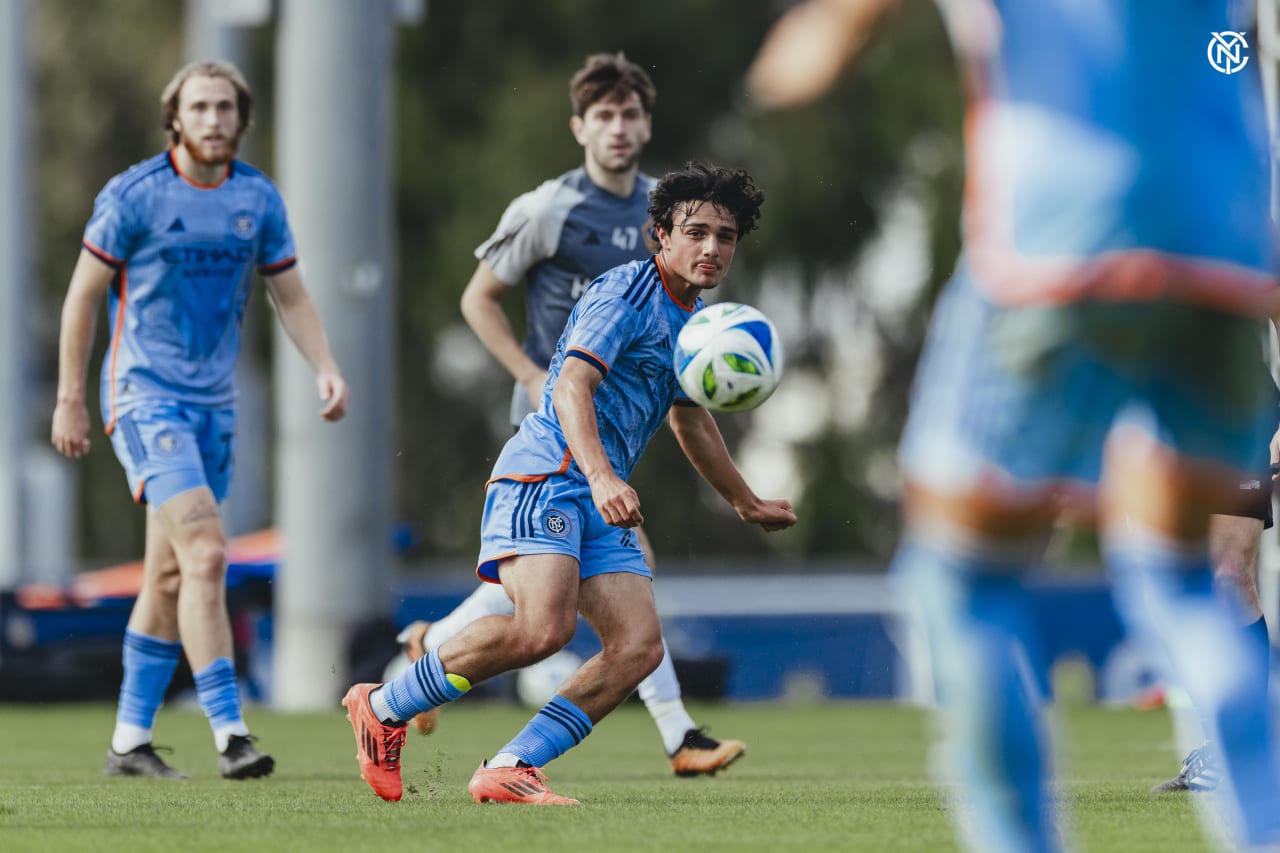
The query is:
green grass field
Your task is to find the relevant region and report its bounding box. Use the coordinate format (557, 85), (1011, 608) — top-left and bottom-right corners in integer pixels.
(0, 700), (1215, 852)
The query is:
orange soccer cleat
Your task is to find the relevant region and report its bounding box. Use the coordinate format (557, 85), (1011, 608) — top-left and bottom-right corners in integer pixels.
(342, 683), (407, 802)
(399, 621), (442, 736)
(467, 761), (580, 805)
(668, 728), (746, 777)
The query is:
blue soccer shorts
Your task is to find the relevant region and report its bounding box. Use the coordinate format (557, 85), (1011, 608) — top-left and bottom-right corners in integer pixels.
(108, 401), (236, 507)
(476, 474), (651, 584)
(899, 263), (1271, 498)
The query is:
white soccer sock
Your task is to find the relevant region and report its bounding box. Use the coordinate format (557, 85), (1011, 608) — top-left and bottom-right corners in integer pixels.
(645, 698), (698, 755)
(488, 752), (522, 769)
(638, 641), (697, 754)
(369, 685), (400, 724)
(637, 638), (682, 704)
(425, 582), (515, 649)
(213, 722), (249, 753)
(111, 723), (152, 755)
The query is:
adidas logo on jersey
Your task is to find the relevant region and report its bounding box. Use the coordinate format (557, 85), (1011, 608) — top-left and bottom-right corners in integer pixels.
(167, 218), (186, 232)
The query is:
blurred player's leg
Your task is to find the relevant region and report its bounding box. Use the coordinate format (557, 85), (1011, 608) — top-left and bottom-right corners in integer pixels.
(1103, 427), (1280, 846)
(632, 528), (745, 775)
(157, 486), (272, 780)
(1153, 511), (1272, 793)
(639, 639), (745, 776)
(106, 510), (186, 779)
(897, 532), (1057, 853)
(890, 271), (1072, 851)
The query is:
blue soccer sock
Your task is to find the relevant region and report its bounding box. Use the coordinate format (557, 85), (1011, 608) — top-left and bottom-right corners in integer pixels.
(112, 629), (182, 753)
(493, 694), (593, 768)
(377, 647), (470, 724)
(193, 657), (248, 752)
(1106, 527), (1280, 846)
(893, 536), (1055, 853)
(1245, 615), (1270, 694)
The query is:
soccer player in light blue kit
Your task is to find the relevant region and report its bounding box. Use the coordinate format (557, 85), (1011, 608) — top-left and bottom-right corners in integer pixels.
(52, 61), (349, 780)
(396, 53), (747, 776)
(343, 161), (797, 804)
(750, 0), (1280, 849)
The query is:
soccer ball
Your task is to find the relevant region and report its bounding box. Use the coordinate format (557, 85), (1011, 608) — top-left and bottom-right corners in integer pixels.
(673, 302), (784, 412)
(515, 649), (584, 708)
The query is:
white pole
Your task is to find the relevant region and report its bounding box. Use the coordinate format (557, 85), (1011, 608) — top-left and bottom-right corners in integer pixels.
(0, 0), (29, 589)
(273, 0), (396, 709)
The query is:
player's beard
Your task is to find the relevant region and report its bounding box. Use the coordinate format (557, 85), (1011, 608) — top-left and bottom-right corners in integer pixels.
(180, 131), (240, 167)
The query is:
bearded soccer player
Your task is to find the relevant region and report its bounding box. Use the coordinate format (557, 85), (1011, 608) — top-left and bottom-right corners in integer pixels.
(52, 60), (349, 780)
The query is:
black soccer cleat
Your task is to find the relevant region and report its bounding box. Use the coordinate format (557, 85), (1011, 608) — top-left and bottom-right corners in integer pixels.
(103, 744), (190, 779)
(668, 727), (746, 777)
(1151, 744), (1221, 793)
(219, 734), (275, 780)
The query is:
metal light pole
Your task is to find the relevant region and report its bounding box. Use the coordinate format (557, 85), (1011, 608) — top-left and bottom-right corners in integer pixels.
(0, 0), (29, 588)
(272, 0), (397, 709)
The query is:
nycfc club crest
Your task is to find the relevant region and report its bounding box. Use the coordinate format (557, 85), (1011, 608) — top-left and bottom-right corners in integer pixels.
(154, 430), (181, 455)
(230, 210), (259, 240)
(542, 509), (572, 539)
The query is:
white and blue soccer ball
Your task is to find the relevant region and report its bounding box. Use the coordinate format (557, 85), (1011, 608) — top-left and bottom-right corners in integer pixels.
(673, 302), (784, 413)
(515, 649), (584, 708)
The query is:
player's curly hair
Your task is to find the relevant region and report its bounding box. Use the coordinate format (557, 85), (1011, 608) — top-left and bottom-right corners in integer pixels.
(569, 52), (656, 117)
(648, 161), (765, 239)
(160, 60), (253, 146)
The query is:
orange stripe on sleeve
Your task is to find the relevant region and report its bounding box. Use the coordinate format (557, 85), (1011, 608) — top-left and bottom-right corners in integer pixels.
(104, 269), (128, 434)
(566, 347), (608, 375)
(82, 239), (124, 268)
(259, 256), (298, 274)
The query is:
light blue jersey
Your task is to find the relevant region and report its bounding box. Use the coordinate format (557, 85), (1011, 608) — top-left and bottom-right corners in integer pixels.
(83, 150), (297, 427)
(941, 0), (1273, 309)
(475, 167), (657, 425)
(488, 257), (699, 485)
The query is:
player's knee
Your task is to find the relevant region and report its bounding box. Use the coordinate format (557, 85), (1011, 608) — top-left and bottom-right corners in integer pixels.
(607, 632), (664, 684)
(637, 637), (665, 680)
(517, 619), (577, 665)
(179, 538), (228, 585)
(150, 562), (183, 600)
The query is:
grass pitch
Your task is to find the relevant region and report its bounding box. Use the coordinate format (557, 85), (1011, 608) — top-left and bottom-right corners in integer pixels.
(0, 700), (1212, 852)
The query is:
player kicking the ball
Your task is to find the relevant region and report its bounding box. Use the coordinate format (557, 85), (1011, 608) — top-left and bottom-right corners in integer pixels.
(390, 52), (746, 777)
(342, 161), (795, 804)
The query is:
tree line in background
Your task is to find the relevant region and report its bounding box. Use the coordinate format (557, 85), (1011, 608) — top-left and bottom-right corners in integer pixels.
(29, 0), (964, 567)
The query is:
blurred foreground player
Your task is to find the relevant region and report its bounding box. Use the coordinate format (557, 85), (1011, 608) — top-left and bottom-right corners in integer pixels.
(750, 1), (1280, 849)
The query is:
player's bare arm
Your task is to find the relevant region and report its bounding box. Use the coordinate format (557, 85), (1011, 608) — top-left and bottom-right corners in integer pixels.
(460, 259), (548, 406)
(553, 356), (643, 528)
(264, 266), (349, 421)
(667, 405), (796, 532)
(746, 0), (899, 109)
(51, 249), (117, 459)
